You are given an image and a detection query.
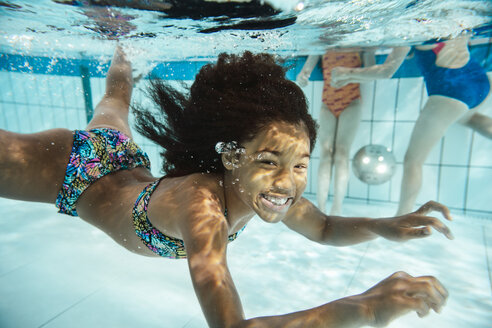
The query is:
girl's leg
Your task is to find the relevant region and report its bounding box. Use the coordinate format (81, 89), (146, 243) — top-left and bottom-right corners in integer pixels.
(458, 75), (492, 139)
(0, 46), (136, 204)
(331, 99), (363, 215)
(396, 96), (468, 215)
(460, 113), (492, 139)
(86, 45), (134, 137)
(316, 104), (337, 213)
(0, 128), (73, 203)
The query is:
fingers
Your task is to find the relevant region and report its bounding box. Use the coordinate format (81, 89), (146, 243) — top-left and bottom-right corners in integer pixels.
(404, 215), (454, 240)
(388, 271), (412, 280)
(331, 81), (342, 88)
(390, 272), (448, 315)
(402, 226), (432, 239)
(415, 201), (452, 221)
(404, 276), (449, 317)
(405, 281), (447, 312)
(296, 76), (308, 87)
(396, 294), (430, 318)
(364, 272), (448, 326)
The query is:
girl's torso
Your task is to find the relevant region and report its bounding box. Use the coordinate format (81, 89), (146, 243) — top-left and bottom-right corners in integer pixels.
(76, 168), (231, 257)
(415, 37), (470, 69)
(321, 51), (361, 116)
(413, 37), (490, 109)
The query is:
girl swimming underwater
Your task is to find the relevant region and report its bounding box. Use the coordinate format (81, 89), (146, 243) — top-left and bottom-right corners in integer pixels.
(0, 46), (453, 328)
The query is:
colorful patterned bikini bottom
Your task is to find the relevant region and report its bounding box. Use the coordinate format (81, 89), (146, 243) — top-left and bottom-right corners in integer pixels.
(55, 128), (151, 216)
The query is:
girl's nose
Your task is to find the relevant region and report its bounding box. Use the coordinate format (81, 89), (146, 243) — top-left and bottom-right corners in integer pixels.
(272, 168), (294, 191)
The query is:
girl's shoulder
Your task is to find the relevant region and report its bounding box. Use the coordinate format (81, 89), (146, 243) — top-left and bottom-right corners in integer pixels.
(178, 172), (224, 191)
(147, 173), (226, 240)
(158, 172), (225, 208)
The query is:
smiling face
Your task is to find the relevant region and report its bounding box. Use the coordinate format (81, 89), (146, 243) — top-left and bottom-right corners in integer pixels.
(225, 121), (311, 223)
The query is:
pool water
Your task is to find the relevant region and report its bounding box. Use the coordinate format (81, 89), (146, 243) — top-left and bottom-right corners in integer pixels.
(0, 197), (491, 327)
(0, 0), (492, 327)
(1, 58), (491, 328)
(1, 0), (491, 60)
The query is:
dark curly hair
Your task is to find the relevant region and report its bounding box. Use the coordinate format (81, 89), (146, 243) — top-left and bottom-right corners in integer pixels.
(132, 51), (318, 177)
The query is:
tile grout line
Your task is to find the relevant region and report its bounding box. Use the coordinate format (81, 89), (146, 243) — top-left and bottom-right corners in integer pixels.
(344, 242), (371, 295)
(37, 288), (102, 328)
(482, 225), (492, 296)
(181, 313), (204, 328)
(0, 261), (36, 278)
(463, 131), (475, 214)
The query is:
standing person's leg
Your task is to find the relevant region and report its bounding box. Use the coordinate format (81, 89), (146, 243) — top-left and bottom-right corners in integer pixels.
(317, 104), (337, 213)
(460, 113), (492, 139)
(86, 45), (134, 137)
(458, 75), (492, 139)
(396, 96), (468, 215)
(330, 99), (362, 215)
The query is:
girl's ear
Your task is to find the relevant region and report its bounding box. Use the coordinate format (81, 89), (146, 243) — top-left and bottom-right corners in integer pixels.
(221, 150), (243, 170)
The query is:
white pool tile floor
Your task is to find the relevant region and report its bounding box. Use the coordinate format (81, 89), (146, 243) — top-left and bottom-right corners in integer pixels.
(0, 197), (491, 328)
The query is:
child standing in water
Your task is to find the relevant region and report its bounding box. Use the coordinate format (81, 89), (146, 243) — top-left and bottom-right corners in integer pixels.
(330, 36), (492, 215)
(296, 51), (365, 215)
(0, 46), (453, 327)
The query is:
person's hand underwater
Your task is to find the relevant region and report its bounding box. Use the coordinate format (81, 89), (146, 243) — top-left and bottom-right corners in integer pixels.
(346, 271), (448, 327)
(370, 201), (454, 241)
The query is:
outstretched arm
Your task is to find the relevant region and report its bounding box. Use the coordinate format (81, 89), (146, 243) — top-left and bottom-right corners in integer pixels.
(283, 198), (453, 246)
(330, 46), (411, 88)
(179, 186), (448, 327)
(185, 221), (447, 328)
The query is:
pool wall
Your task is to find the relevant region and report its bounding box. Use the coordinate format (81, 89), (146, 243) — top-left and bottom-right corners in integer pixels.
(1, 43), (491, 216)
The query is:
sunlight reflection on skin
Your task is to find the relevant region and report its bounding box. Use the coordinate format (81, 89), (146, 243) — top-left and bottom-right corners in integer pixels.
(186, 186), (230, 287)
(186, 121), (312, 289)
(0, 128), (73, 203)
(232, 122), (311, 224)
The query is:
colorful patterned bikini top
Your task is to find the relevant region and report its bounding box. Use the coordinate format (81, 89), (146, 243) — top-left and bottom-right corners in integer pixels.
(132, 178), (246, 259)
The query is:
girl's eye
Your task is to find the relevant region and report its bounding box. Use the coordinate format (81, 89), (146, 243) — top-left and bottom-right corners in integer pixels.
(260, 160), (277, 166)
(295, 164), (308, 170)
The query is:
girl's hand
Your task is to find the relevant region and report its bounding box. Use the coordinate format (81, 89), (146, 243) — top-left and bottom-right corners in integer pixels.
(330, 67), (355, 88)
(296, 72), (309, 87)
(349, 271), (448, 327)
(371, 201), (453, 241)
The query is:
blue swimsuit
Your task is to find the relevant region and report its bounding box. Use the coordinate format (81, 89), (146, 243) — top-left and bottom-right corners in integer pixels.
(414, 44), (490, 109)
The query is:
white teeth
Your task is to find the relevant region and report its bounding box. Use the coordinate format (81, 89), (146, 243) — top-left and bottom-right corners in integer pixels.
(262, 194), (289, 206)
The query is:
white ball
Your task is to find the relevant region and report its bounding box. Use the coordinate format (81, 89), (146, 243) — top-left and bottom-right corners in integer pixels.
(352, 145), (396, 185)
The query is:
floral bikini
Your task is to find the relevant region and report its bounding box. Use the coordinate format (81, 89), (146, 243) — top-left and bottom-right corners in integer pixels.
(55, 128), (151, 216)
(133, 178), (246, 259)
(56, 128), (245, 259)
